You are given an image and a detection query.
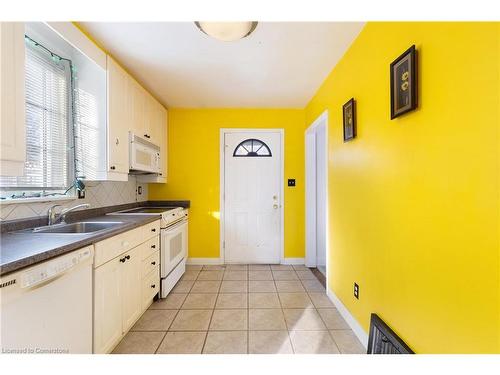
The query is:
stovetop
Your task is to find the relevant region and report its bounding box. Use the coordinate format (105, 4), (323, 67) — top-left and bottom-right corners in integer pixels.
(117, 207), (179, 214)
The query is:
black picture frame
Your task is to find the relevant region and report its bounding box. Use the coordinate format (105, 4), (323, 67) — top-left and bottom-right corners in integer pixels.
(343, 98), (356, 142)
(390, 45), (418, 119)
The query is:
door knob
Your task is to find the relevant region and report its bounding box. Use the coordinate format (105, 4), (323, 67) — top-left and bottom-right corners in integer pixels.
(273, 204), (279, 209)
(273, 195), (278, 200)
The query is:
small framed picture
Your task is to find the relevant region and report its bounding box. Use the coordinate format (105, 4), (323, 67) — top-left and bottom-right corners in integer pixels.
(390, 45), (418, 119)
(343, 98), (356, 142)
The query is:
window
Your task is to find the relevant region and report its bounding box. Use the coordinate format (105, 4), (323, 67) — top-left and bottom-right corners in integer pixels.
(233, 138), (272, 157)
(0, 37), (74, 199)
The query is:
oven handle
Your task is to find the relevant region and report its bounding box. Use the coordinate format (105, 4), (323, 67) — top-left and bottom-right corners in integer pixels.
(163, 218), (188, 233)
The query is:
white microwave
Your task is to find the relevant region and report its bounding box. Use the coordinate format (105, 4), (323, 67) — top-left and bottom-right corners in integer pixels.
(129, 133), (161, 174)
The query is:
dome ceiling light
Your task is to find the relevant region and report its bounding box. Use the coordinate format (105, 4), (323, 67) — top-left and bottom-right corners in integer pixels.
(194, 21), (258, 42)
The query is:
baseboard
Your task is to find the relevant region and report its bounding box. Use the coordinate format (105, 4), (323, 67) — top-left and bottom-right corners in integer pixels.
(281, 257), (305, 265)
(326, 288), (369, 349)
(186, 257), (223, 265)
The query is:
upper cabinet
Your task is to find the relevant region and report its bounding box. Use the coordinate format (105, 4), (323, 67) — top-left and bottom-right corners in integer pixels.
(0, 22), (26, 176)
(107, 56), (130, 178)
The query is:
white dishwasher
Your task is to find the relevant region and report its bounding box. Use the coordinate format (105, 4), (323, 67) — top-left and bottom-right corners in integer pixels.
(0, 246), (93, 354)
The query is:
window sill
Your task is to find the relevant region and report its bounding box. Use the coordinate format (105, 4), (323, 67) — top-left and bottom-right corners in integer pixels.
(0, 195), (77, 205)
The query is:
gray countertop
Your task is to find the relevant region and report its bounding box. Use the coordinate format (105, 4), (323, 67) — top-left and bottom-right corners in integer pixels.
(0, 214), (161, 277)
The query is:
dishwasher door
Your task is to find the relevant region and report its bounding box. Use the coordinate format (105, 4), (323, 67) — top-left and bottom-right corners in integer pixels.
(0, 246), (93, 354)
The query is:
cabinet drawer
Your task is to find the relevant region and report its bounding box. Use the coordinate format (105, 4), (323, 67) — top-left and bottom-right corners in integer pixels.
(142, 250), (159, 278)
(142, 220), (160, 240)
(142, 267), (159, 311)
(94, 226), (142, 268)
(141, 236), (159, 260)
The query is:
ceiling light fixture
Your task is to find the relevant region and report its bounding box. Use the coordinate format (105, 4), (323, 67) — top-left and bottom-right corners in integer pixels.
(195, 21), (258, 42)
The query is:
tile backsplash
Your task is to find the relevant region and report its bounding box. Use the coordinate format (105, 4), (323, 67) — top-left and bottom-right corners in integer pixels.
(0, 177), (148, 221)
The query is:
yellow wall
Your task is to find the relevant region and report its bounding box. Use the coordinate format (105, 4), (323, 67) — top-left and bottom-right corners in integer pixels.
(305, 22), (500, 353)
(149, 109), (305, 259)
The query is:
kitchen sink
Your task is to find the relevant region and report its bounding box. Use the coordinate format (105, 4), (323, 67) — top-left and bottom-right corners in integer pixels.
(23, 221), (124, 234)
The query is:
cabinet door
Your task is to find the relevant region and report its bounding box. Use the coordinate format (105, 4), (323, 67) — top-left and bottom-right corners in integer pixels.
(0, 22), (25, 176)
(107, 56), (129, 175)
(121, 245), (142, 333)
(94, 257), (122, 354)
(148, 99), (162, 146)
(130, 79), (146, 138)
(159, 106), (167, 179)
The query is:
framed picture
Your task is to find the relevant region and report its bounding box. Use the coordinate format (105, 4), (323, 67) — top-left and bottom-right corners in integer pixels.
(343, 98), (356, 142)
(390, 45), (417, 119)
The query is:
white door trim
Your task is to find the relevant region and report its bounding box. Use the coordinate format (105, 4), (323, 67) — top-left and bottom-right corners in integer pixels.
(220, 128), (285, 264)
(305, 110), (329, 283)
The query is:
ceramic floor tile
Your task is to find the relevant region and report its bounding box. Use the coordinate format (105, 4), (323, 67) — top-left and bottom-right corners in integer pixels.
(329, 330), (365, 354)
(272, 271), (299, 280)
(308, 293), (335, 308)
(169, 309), (212, 331)
(248, 270), (273, 280)
(149, 294), (187, 309)
(278, 293), (314, 308)
(295, 270), (317, 280)
(248, 293), (281, 308)
(181, 293), (218, 309)
(156, 331), (207, 354)
(171, 280), (194, 293)
(248, 264), (271, 271)
(112, 331), (166, 354)
(317, 308), (350, 329)
(181, 270), (200, 281)
(202, 265), (225, 271)
(131, 309), (178, 331)
(223, 270), (248, 280)
(289, 331), (340, 354)
(270, 265), (294, 271)
(292, 265), (310, 272)
(186, 265), (202, 271)
(225, 264), (248, 271)
(248, 309), (287, 330)
(191, 280), (221, 293)
(197, 270), (224, 280)
(301, 279), (325, 292)
(275, 280), (305, 292)
(283, 309), (327, 331)
(215, 293), (248, 309)
(249, 331), (293, 354)
(220, 280), (248, 293)
(203, 331), (248, 354)
(249, 280), (277, 293)
(209, 309), (248, 331)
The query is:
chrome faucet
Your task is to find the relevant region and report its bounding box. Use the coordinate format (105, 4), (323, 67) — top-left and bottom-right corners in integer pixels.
(47, 203), (90, 225)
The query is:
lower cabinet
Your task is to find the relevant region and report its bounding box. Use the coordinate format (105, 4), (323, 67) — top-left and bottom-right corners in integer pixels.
(93, 220), (160, 354)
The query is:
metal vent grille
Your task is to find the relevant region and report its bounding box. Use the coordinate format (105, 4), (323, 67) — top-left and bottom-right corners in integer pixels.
(367, 314), (414, 354)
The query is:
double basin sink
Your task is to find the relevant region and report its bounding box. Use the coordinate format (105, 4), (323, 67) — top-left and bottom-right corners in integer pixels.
(20, 221), (124, 235)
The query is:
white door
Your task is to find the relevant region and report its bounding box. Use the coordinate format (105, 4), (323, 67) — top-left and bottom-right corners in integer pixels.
(224, 131), (282, 264)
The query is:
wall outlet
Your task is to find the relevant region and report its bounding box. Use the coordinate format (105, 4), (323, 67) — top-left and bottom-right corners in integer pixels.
(77, 189), (85, 199)
(354, 283), (359, 299)
(287, 178), (296, 187)
(137, 185), (143, 195)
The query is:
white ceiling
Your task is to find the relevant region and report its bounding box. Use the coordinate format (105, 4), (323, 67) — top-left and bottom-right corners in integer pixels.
(80, 22), (365, 108)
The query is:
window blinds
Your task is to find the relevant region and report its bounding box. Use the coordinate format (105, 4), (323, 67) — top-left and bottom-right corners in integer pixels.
(0, 38), (72, 190)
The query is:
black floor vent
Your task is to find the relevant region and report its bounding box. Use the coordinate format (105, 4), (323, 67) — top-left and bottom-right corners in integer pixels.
(367, 313), (414, 354)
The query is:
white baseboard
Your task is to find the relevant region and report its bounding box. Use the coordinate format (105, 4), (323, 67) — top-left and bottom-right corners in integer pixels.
(281, 257), (305, 265)
(326, 288), (369, 349)
(186, 257), (223, 265)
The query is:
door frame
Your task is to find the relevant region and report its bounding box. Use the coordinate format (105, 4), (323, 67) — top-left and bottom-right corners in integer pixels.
(220, 128), (285, 264)
(305, 111), (329, 280)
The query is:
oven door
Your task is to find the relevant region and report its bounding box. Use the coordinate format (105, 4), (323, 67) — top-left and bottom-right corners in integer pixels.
(160, 219), (188, 278)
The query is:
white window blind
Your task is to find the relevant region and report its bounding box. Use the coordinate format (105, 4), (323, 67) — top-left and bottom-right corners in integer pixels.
(0, 38), (73, 191)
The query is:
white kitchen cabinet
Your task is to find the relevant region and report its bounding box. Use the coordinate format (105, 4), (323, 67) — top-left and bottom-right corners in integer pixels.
(107, 56), (130, 178)
(0, 22), (25, 176)
(93, 255), (122, 354)
(130, 78), (147, 140)
(121, 245), (142, 332)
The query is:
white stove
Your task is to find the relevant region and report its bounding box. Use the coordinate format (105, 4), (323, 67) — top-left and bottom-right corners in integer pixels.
(109, 206), (188, 298)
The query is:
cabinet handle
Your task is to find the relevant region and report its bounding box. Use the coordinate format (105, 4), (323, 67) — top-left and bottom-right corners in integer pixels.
(125, 255), (131, 260)
(151, 244), (156, 249)
(151, 228), (156, 232)
(151, 284), (156, 288)
(119, 257), (126, 263)
(144, 134), (150, 139)
(115, 138), (119, 145)
(110, 165), (116, 170)
(151, 261), (156, 265)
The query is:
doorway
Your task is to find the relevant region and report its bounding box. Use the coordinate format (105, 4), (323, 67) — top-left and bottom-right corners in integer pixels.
(221, 129), (284, 264)
(305, 111), (328, 277)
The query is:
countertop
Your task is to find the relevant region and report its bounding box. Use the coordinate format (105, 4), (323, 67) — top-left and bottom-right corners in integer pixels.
(0, 214), (161, 277)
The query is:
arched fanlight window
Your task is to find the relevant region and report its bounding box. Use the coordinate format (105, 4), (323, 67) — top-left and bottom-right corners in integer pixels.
(233, 139), (272, 157)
